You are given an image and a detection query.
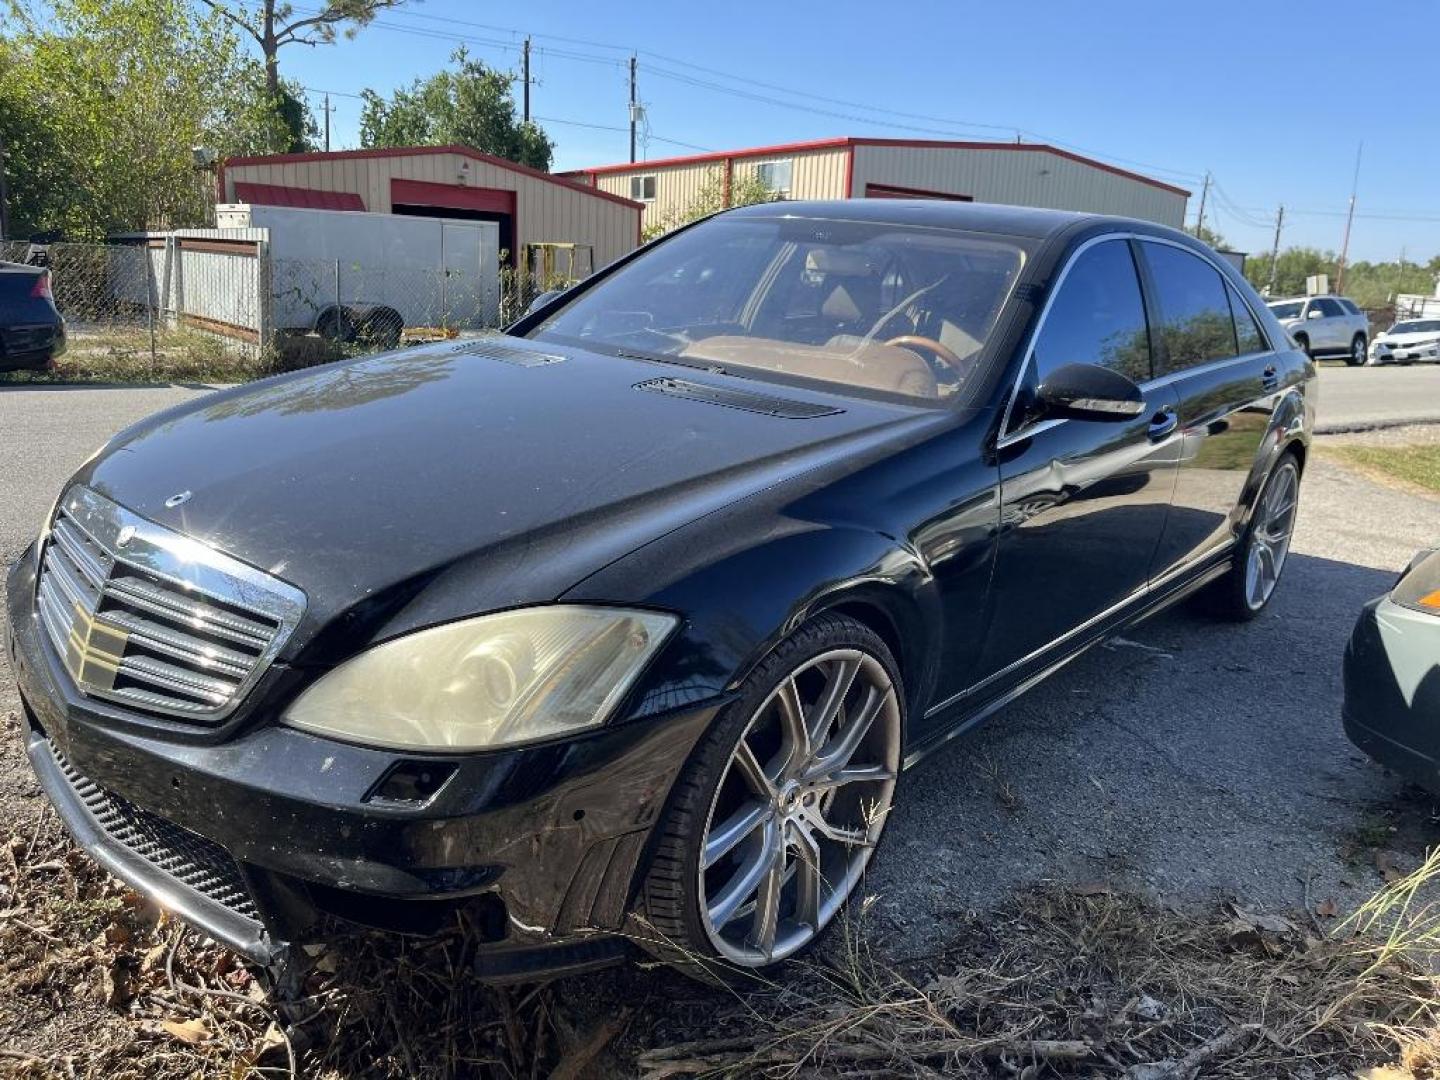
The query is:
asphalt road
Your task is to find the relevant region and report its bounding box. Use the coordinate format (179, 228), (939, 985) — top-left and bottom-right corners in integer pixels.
(1314, 361), (1440, 432)
(0, 374), (1437, 965)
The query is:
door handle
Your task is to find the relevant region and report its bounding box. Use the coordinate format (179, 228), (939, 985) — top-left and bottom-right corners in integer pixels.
(1261, 364), (1280, 392)
(1147, 407), (1178, 441)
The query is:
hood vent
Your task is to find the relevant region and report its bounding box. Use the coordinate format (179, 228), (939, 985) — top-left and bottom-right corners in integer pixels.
(635, 377), (843, 419)
(458, 339), (565, 367)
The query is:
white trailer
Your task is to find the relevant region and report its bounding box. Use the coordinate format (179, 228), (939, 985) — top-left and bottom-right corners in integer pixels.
(215, 204), (501, 341)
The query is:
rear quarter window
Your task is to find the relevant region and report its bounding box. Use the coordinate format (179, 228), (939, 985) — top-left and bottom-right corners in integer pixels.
(1139, 242), (1238, 375)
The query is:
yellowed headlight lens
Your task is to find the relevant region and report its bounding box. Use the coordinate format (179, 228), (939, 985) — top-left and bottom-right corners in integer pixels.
(281, 606), (677, 751)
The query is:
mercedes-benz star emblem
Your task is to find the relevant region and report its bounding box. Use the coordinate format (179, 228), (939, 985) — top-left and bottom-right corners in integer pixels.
(164, 490), (193, 509)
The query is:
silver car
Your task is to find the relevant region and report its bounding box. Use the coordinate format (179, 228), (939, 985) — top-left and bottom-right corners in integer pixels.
(1267, 295), (1370, 365)
(1371, 318), (1440, 365)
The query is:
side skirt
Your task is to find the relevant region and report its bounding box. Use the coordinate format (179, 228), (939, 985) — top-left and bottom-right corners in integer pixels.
(903, 554), (1231, 770)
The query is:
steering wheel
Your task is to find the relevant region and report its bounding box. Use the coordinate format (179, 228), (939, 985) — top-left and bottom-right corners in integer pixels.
(883, 334), (968, 378)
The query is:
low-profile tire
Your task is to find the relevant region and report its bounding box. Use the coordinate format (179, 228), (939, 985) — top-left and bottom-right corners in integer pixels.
(1347, 334), (1367, 366)
(1196, 452), (1302, 621)
(634, 613), (903, 984)
(1293, 333), (1310, 359)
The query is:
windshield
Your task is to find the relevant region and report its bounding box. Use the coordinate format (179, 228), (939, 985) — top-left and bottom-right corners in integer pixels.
(1391, 320), (1440, 335)
(1268, 301), (1303, 320)
(528, 216), (1028, 404)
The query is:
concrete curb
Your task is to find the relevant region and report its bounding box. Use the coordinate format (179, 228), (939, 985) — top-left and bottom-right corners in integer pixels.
(1315, 416), (1440, 436)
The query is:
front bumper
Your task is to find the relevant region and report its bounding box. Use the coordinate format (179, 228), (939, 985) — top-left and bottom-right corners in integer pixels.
(5, 550), (716, 978)
(1343, 595), (1440, 794)
(1373, 344), (1440, 364)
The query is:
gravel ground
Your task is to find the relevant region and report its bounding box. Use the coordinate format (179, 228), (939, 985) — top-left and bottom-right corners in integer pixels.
(0, 381), (1436, 977)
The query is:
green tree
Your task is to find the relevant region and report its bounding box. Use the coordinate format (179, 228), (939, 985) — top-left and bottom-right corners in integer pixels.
(641, 169), (782, 241)
(359, 50), (554, 170)
(0, 38), (67, 238)
(5, 0), (297, 238)
(1244, 246), (1335, 298)
(1192, 224), (1228, 251)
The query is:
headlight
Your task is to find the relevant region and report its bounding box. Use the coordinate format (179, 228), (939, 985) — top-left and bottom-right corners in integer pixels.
(280, 606), (678, 751)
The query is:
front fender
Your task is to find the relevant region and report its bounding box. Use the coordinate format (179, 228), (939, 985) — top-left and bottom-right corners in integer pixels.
(563, 508), (942, 741)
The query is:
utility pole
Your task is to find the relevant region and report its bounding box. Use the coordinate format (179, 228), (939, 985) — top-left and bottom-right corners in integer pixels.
(1193, 172), (1211, 239)
(1266, 204), (1284, 296)
(323, 92), (332, 153)
(0, 129), (10, 242)
(522, 37), (531, 123)
(1336, 142), (1362, 295)
(628, 54), (637, 164)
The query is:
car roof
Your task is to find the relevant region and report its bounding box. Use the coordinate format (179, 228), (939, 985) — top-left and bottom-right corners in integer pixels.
(720, 198), (1187, 242)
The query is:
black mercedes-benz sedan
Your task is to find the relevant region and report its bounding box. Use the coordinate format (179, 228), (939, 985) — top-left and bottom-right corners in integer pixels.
(5, 201), (1313, 982)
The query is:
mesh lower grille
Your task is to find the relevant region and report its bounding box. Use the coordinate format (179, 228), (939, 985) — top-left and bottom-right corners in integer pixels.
(47, 740), (260, 922)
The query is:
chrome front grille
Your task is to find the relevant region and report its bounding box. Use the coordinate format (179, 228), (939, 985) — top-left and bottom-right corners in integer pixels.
(35, 486), (305, 723)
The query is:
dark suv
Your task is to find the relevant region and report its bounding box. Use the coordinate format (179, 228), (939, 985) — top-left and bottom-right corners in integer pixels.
(0, 261), (66, 371)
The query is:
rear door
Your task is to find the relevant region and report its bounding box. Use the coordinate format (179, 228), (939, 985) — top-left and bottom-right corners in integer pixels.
(1138, 240), (1278, 579)
(975, 238), (1180, 683)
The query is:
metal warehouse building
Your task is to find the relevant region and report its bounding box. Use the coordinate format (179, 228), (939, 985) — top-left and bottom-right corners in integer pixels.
(565, 137), (1189, 232)
(219, 145), (644, 272)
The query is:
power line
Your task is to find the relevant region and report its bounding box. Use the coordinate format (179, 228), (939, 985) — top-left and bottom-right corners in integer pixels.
(290, 5), (1207, 183)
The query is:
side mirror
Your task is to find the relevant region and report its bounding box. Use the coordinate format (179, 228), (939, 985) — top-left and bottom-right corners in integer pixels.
(1306, 308), (1324, 320)
(1035, 363), (1145, 422)
(525, 289), (563, 317)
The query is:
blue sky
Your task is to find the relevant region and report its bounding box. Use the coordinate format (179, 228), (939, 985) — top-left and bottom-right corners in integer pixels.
(282, 0), (1440, 263)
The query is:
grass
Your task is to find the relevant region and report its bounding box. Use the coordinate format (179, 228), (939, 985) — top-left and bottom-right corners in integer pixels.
(1335, 445), (1440, 495)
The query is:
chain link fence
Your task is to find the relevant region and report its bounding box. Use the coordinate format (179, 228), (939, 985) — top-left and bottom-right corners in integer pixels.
(3, 239), (572, 380)
(0, 240), (185, 376)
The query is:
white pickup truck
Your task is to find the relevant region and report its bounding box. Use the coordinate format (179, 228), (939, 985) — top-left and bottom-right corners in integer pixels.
(1265, 295), (1370, 366)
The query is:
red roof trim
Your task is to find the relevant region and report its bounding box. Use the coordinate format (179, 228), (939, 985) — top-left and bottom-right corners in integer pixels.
(579, 137), (1190, 198)
(223, 145), (645, 211)
(233, 181), (366, 211)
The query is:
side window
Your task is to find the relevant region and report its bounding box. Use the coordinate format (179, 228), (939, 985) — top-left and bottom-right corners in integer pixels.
(1339, 298), (1360, 315)
(1227, 283), (1267, 355)
(1315, 297), (1344, 318)
(1030, 239), (1152, 387)
(1141, 242), (1238, 375)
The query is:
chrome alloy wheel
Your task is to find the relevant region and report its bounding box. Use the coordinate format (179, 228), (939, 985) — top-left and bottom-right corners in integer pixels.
(1353, 336), (1367, 365)
(1244, 460), (1300, 611)
(698, 648), (900, 966)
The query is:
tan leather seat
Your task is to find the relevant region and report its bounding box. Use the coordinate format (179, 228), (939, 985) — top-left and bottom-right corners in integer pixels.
(679, 336), (939, 399)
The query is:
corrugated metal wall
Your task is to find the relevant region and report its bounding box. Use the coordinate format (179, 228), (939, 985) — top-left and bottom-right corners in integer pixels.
(593, 147), (850, 232)
(223, 152), (640, 269)
(849, 145), (1187, 227)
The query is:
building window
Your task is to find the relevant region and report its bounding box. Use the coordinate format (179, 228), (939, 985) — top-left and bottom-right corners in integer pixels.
(753, 159), (793, 196)
(630, 174), (656, 201)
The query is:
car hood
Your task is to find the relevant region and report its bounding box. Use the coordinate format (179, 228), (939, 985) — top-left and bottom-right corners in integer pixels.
(1379, 332), (1440, 345)
(81, 339), (945, 656)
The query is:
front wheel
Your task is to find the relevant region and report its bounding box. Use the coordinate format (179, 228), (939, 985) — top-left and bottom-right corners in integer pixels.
(1293, 333), (1311, 359)
(1197, 453), (1301, 621)
(635, 614), (902, 982)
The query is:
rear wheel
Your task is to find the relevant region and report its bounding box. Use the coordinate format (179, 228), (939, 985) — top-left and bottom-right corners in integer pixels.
(1197, 453), (1301, 621)
(1347, 334), (1367, 366)
(635, 614), (902, 983)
